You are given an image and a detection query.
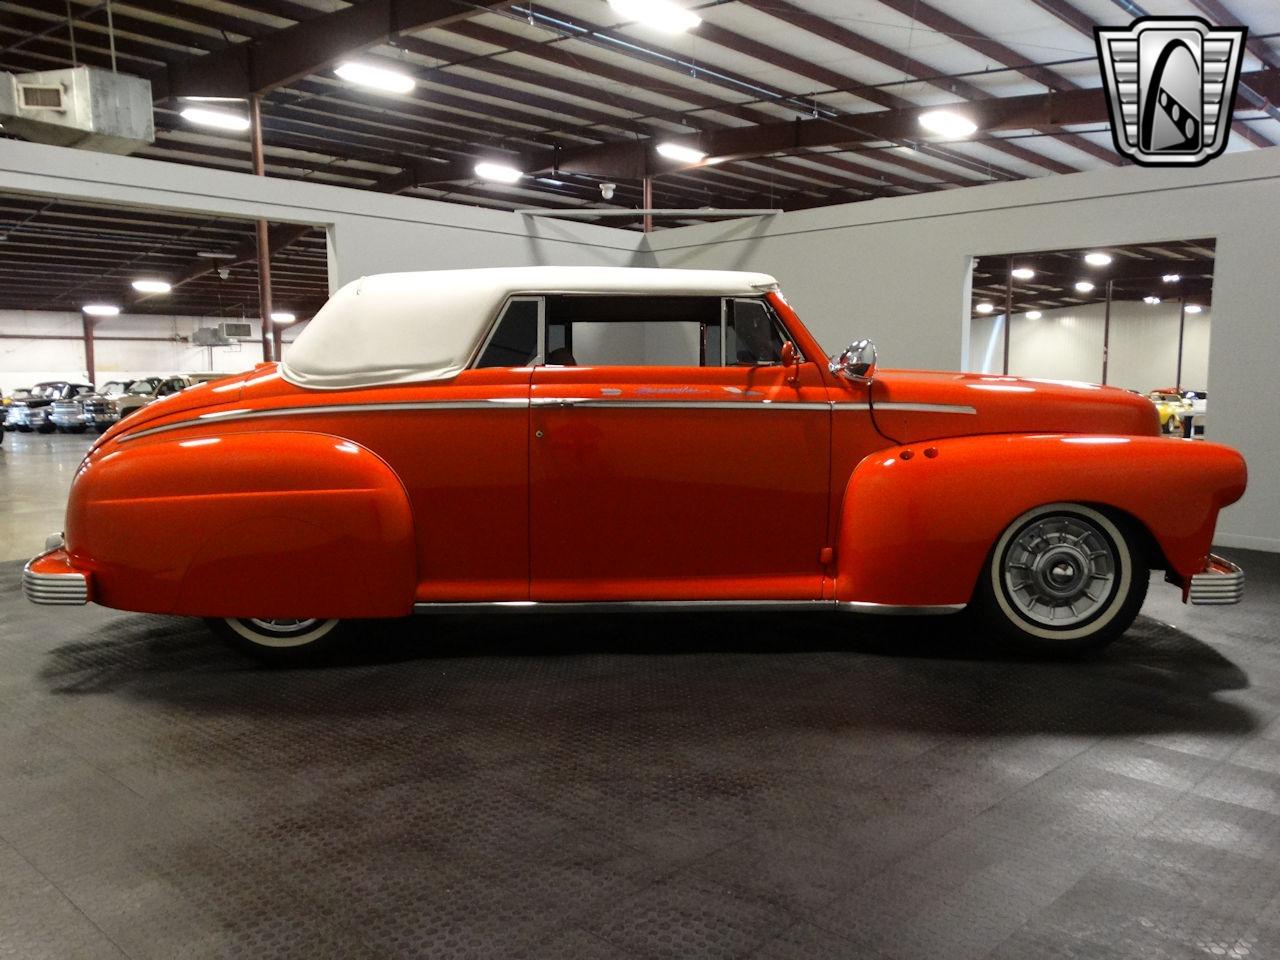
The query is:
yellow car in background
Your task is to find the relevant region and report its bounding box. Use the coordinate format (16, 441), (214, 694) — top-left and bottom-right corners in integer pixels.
(1149, 389), (1193, 435)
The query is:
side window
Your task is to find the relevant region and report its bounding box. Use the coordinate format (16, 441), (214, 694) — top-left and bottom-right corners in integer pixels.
(725, 299), (786, 365)
(543, 296), (720, 367)
(476, 298), (540, 368)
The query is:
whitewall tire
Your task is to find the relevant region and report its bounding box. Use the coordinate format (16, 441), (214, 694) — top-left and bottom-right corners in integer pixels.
(207, 617), (348, 664)
(973, 503), (1148, 655)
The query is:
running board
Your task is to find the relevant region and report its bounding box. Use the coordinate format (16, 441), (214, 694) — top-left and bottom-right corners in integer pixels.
(412, 600), (966, 616)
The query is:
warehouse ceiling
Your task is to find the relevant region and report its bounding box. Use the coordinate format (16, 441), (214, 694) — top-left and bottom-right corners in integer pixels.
(971, 238), (1215, 314)
(0, 194), (328, 317)
(1, 0), (1279, 225)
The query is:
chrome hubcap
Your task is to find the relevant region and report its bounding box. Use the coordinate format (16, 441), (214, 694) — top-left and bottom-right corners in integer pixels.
(1003, 516), (1117, 627)
(247, 618), (319, 634)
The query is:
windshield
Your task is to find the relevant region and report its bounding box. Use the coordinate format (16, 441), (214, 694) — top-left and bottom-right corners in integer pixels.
(101, 381), (129, 395)
(128, 379), (160, 395)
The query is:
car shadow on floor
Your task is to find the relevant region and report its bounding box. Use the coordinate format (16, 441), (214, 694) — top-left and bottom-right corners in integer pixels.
(36, 610), (1259, 739)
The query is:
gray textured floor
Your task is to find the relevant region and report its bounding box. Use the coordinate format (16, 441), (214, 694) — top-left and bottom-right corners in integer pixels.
(1, 549), (1279, 959)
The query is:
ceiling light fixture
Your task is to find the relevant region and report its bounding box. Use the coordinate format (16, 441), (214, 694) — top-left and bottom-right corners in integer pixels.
(271, 311), (296, 324)
(334, 61), (416, 94)
(196, 251), (237, 259)
(1143, 296), (1161, 305)
(1163, 273), (1181, 283)
(1011, 267), (1035, 280)
(82, 304), (120, 317)
(1026, 310), (1043, 319)
(656, 142), (707, 164)
(1084, 252), (1113, 266)
(975, 302), (994, 314)
(1075, 281), (1096, 293)
(474, 161), (523, 183)
(608, 0), (702, 33)
(917, 109), (977, 139)
(1185, 304), (1203, 314)
(131, 279), (171, 294)
(179, 106), (250, 131)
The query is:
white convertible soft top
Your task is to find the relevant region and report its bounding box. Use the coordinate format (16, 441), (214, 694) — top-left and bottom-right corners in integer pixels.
(280, 266), (779, 390)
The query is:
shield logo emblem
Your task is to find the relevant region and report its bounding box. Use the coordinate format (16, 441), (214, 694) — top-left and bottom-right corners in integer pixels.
(1095, 17), (1246, 167)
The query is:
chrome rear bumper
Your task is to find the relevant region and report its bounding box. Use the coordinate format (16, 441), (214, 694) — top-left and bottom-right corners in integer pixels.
(1188, 554), (1244, 606)
(22, 535), (90, 606)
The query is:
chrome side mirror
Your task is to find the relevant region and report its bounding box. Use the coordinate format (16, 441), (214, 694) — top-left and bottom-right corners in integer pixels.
(829, 338), (878, 382)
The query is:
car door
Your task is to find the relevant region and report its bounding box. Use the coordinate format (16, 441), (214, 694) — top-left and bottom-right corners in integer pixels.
(529, 295), (831, 602)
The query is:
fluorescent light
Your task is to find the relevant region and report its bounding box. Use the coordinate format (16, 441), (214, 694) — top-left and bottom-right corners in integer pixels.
(1025, 310), (1043, 319)
(917, 109), (977, 139)
(334, 61), (416, 94)
(271, 311), (296, 324)
(1084, 251), (1112, 266)
(1074, 281), (1096, 293)
(82, 304), (120, 317)
(196, 251), (237, 259)
(1163, 273), (1181, 283)
(180, 106), (250, 131)
(609, 0), (701, 33)
(1011, 267), (1035, 280)
(656, 142), (707, 164)
(975, 302), (994, 314)
(474, 161), (523, 183)
(131, 279), (171, 294)
(1143, 296), (1161, 305)
(1185, 304), (1203, 314)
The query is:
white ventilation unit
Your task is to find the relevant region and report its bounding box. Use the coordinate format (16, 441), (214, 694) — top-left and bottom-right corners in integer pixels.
(0, 66), (153, 154)
(191, 322), (254, 347)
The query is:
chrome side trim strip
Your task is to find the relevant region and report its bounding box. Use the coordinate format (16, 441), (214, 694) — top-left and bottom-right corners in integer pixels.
(837, 601), (967, 616)
(117, 399), (523, 442)
(118, 396), (977, 443)
(414, 600), (830, 614)
(532, 399), (833, 410)
(832, 402), (978, 415)
(413, 599), (966, 615)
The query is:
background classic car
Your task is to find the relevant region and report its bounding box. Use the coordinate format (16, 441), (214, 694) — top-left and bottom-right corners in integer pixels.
(24, 268), (1246, 662)
(4, 381), (95, 433)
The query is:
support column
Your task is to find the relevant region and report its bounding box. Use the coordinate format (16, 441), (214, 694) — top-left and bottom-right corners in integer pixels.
(1001, 254), (1013, 375)
(250, 94), (276, 363)
(82, 314), (96, 384)
(642, 177), (653, 234)
(1176, 296), (1186, 392)
(1101, 279), (1113, 385)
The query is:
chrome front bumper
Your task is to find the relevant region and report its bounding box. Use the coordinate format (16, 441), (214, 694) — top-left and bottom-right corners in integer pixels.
(1188, 554), (1244, 605)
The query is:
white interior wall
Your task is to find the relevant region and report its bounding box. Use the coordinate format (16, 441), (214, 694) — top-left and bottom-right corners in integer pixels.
(969, 302), (1212, 392)
(0, 310), (283, 394)
(645, 148), (1280, 551)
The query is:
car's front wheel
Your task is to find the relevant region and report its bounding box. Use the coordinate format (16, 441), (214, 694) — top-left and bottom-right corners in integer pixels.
(207, 616), (348, 664)
(972, 503), (1148, 655)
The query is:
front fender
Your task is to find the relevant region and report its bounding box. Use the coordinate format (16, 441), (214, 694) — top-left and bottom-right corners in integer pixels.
(833, 435), (1246, 606)
(67, 431), (416, 618)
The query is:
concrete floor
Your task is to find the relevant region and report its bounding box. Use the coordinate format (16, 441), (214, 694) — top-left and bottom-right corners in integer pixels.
(2, 433), (1280, 959)
(0, 431), (83, 561)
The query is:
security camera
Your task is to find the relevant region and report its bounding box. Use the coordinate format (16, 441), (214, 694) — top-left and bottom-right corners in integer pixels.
(217, 266), (231, 280)
(600, 182), (616, 201)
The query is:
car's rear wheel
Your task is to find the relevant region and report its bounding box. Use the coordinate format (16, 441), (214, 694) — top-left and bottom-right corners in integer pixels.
(972, 503), (1147, 656)
(207, 616), (348, 664)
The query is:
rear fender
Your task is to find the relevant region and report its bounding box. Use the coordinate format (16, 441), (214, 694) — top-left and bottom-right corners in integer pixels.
(833, 434), (1246, 606)
(67, 431), (416, 618)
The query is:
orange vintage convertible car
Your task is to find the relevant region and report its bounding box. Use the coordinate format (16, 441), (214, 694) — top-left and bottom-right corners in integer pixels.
(24, 267), (1246, 661)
